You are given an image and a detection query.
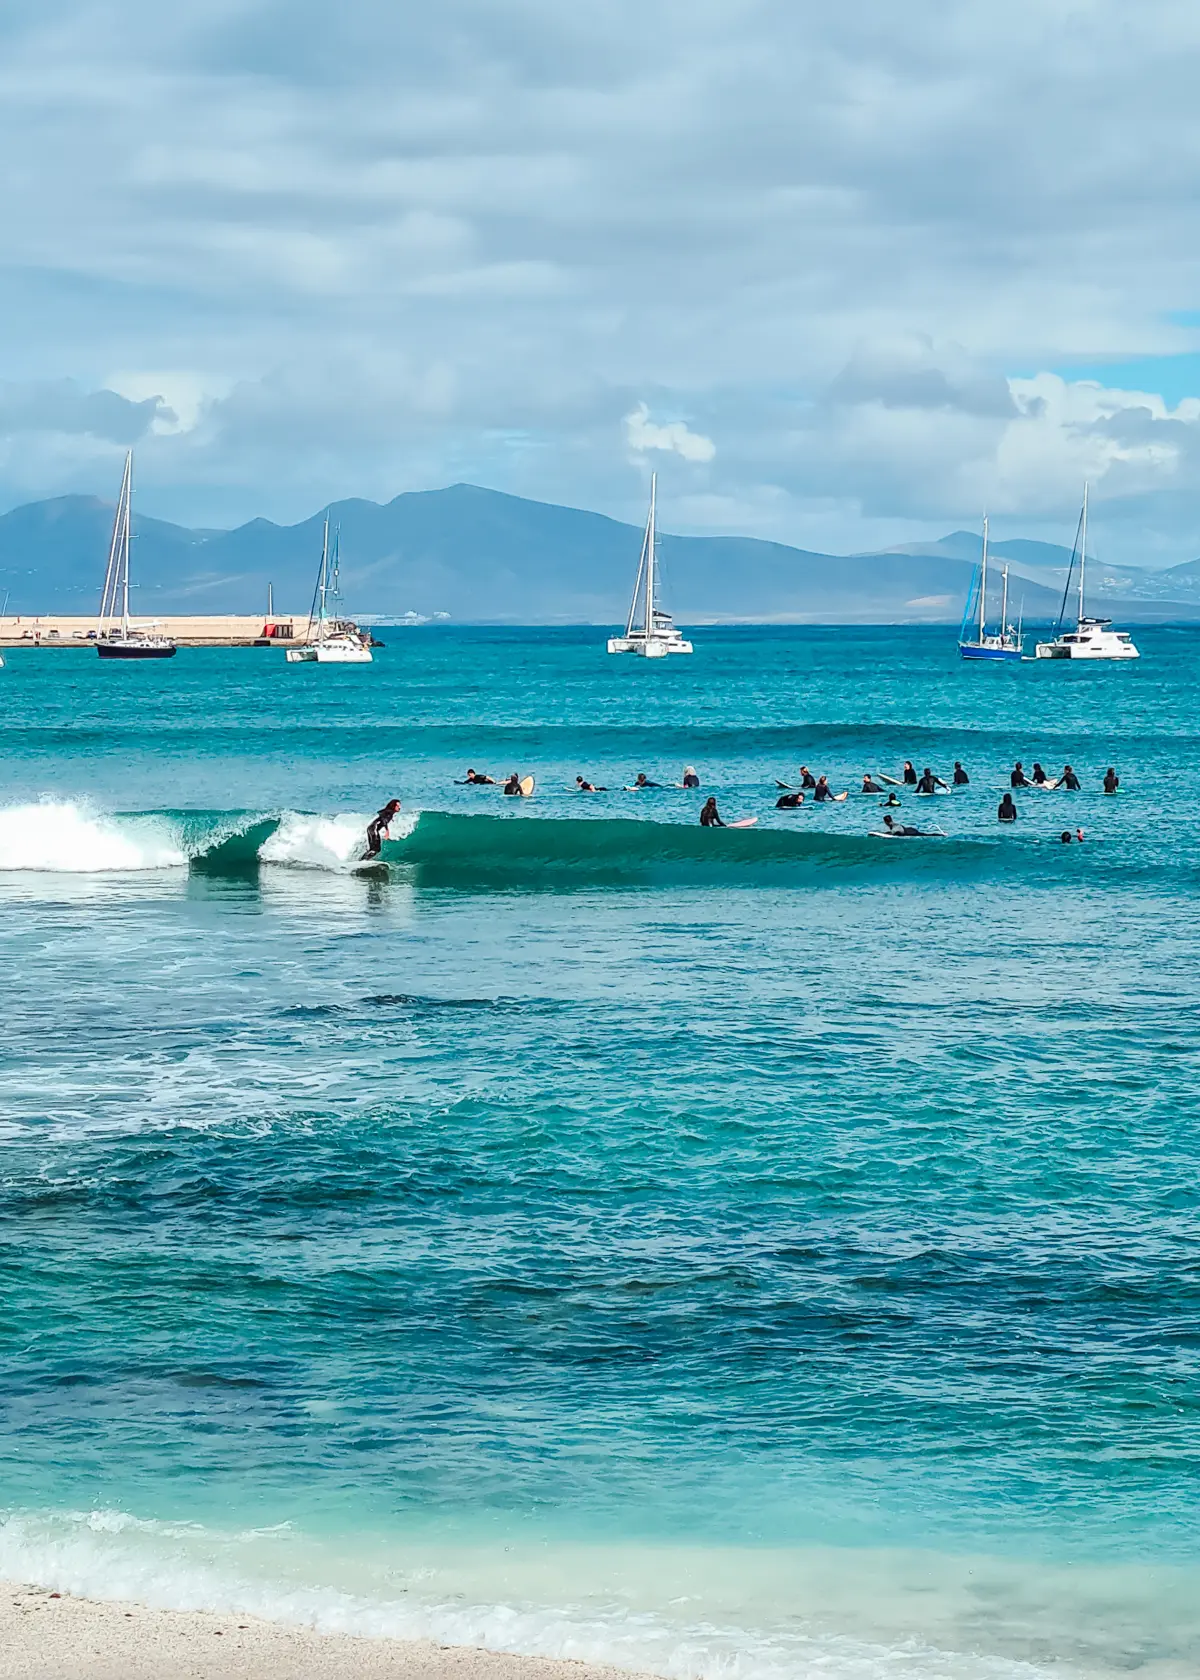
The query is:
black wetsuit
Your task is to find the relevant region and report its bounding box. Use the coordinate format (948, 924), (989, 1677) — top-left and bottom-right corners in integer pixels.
(916, 773), (941, 795)
(364, 807), (394, 857)
(1011, 769), (1030, 788)
(953, 767), (969, 785)
(903, 765), (917, 784)
(700, 807), (725, 827)
(1104, 772), (1119, 794)
(814, 784), (836, 802)
(776, 792), (804, 809)
(1062, 770), (1080, 790)
(799, 771), (817, 789)
(862, 780), (883, 793)
(682, 774), (700, 788)
(998, 800), (1017, 822)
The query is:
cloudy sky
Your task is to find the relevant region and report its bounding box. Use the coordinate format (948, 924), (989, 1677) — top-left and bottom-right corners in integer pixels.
(4, 0), (1200, 561)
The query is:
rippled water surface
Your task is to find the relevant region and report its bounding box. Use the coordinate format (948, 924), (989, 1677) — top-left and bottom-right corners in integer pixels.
(1, 627), (1198, 1680)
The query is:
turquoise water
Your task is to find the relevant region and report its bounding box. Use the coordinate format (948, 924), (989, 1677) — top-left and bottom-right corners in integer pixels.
(2, 627), (1198, 1679)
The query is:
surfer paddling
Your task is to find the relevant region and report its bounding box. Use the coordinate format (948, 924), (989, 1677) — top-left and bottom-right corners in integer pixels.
(362, 798), (401, 860)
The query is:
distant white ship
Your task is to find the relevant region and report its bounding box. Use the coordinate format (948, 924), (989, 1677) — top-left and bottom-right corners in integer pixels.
(1036, 485), (1139, 661)
(607, 474), (693, 657)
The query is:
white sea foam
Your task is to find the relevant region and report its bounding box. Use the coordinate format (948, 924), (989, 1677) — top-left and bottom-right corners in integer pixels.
(0, 801), (185, 872)
(258, 809), (419, 871)
(4, 1510), (1188, 1680)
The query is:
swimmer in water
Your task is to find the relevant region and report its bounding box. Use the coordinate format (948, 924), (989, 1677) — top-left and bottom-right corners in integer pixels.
(916, 767), (948, 795)
(699, 796), (725, 827)
(1060, 765), (1081, 790)
(953, 761), (969, 785)
(998, 792), (1018, 823)
(902, 761), (917, 785)
(1011, 762), (1032, 788)
(776, 791), (805, 808)
(1060, 830), (1073, 843)
(680, 766), (700, 788)
(362, 798), (401, 859)
(1103, 767), (1120, 794)
(862, 775), (884, 793)
(882, 792), (902, 807)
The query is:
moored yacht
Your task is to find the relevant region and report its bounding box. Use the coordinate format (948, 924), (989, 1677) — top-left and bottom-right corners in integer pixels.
(958, 516), (1022, 661)
(96, 452), (177, 659)
(607, 474), (693, 657)
(1036, 485), (1139, 661)
(286, 519), (373, 664)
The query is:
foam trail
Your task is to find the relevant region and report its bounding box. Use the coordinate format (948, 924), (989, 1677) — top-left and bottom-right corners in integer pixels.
(257, 809), (417, 871)
(0, 802), (185, 872)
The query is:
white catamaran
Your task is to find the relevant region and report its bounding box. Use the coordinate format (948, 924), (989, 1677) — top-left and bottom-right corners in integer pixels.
(1036, 484), (1139, 661)
(286, 518), (373, 664)
(607, 474), (693, 657)
(96, 451), (176, 659)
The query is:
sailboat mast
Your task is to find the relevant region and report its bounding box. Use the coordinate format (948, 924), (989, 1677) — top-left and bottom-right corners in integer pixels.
(121, 452), (132, 635)
(645, 472), (657, 640)
(1078, 482), (1088, 625)
(1000, 562), (1010, 640)
(319, 517), (329, 636)
(979, 515), (988, 641)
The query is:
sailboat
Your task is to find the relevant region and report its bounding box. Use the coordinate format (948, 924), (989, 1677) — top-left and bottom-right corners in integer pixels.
(96, 452), (176, 659)
(958, 516), (1022, 661)
(1036, 484), (1139, 660)
(286, 518), (373, 664)
(607, 474), (693, 657)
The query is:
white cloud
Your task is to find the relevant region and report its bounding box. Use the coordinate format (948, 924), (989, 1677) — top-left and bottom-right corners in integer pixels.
(624, 402), (715, 463)
(4, 2), (1200, 557)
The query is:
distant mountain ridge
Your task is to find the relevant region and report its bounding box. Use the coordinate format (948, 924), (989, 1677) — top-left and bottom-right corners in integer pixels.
(2, 484), (1198, 624)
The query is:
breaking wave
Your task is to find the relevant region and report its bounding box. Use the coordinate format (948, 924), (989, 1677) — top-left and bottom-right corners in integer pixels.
(0, 800), (1060, 889)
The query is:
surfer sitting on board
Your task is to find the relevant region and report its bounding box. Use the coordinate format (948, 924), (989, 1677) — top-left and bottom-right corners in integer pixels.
(503, 773), (522, 796)
(680, 766), (700, 788)
(798, 766), (817, 789)
(1061, 765), (1081, 790)
(903, 761), (917, 784)
(1011, 762), (1032, 788)
(363, 799), (401, 859)
(700, 797), (725, 827)
(1104, 767), (1120, 794)
(953, 762), (969, 785)
(813, 776), (846, 802)
(861, 775), (884, 793)
(916, 768), (947, 794)
(1032, 763), (1051, 785)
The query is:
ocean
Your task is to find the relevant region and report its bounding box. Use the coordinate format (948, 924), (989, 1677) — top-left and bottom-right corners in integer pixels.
(1, 624), (1197, 1680)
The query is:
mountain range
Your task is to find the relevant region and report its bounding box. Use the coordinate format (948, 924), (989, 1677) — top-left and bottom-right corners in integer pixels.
(3, 483), (1200, 624)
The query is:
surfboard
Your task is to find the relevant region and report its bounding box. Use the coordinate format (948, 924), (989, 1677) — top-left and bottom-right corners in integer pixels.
(878, 774), (906, 786)
(869, 828), (946, 839)
(519, 775), (535, 798)
(729, 817), (758, 828)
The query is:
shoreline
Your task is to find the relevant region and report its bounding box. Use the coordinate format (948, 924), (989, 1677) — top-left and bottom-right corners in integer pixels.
(0, 1582), (654, 1680)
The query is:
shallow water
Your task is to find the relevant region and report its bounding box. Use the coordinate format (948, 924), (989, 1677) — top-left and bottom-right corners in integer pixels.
(1, 627), (1197, 1679)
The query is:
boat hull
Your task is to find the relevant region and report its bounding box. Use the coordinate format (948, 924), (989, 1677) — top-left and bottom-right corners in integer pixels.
(286, 641), (372, 664)
(959, 643), (1022, 662)
(96, 641), (176, 659)
(1034, 642), (1139, 660)
(606, 636), (692, 657)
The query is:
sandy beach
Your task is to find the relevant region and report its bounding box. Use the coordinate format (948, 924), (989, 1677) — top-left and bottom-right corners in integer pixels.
(0, 1584), (651, 1680)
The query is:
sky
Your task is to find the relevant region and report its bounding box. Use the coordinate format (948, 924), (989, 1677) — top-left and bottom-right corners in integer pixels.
(5, 0), (1200, 563)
